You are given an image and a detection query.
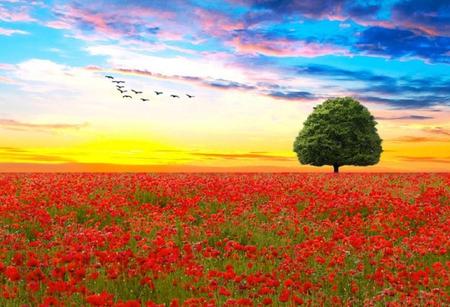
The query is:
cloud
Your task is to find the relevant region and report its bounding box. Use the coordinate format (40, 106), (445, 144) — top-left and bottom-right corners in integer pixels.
(0, 119), (89, 132)
(0, 152), (77, 165)
(375, 115), (434, 120)
(107, 67), (258, 92)
(353, 26), (450, 64)
(190, 152), (295, 161)
(48, 1), (193, 43)
(390, 136), (448, 143)
(0, 63), (15, 70)
(0, 76), (12, 83)
(243, 0), (348, 20)
(422, 127), (450, 136)
(359, 83), (450, 96)
(391, 0), (450, 36)
(395, 156), (450, 164)
(108, 67), (319, 98)
(0, 147), (77, 163)
(204, 79), (256, 91)
(358, 95), (449, 109)
(0, 27), (28, 35)
(296, 64), (395, 83)
(294, 64), (450, 109)
(0, 4), (37, 22)
(266, 91), (316, 101)
(228, 34), (349, 57)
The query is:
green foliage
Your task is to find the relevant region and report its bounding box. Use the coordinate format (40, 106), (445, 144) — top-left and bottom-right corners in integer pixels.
(134, 185), (171, 207)
(293, 97), (383, 172)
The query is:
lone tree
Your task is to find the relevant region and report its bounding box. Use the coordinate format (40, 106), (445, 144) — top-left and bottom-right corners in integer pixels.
(293, 97), (383, 173)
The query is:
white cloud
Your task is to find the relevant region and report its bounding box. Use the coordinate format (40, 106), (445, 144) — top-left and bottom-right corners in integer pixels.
(0, 27), (28, 36)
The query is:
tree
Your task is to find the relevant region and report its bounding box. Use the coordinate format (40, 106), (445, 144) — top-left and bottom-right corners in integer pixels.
(293, 97), (383, 173)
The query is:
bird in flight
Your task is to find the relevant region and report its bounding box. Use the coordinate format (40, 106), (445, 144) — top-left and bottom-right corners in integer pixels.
(154, 91), (163, 95)
(141, 98), (150, 101)
(112, 81), (125, 83)
(118, 89), (127, 93)
(170, 95), (180, 98)
(123, 95), (132, 98)
(116, 85), (125, 89)
(132, 90), (143, 94)
(105, 76), (114, 79)
(186, 94), (194, 98)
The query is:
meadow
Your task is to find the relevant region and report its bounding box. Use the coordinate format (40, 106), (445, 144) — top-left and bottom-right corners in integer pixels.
(0, 173), (449, 307)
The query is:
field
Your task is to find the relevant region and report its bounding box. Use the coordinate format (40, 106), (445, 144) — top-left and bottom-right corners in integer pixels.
(0, 173), (449, 307)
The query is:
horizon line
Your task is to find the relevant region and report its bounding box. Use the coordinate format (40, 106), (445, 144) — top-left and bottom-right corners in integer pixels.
(0, 163), (445, 173)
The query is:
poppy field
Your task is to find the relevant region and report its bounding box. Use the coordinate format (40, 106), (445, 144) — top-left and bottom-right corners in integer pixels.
(0, 173), (449, 307)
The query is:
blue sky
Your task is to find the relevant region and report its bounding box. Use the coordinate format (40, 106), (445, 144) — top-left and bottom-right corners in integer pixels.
(0, 0), (449, 172)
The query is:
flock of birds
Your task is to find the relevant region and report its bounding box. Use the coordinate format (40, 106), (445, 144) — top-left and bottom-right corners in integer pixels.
(105, 75), (195, 101)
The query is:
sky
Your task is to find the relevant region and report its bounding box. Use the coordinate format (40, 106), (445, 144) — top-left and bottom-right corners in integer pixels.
(0, 0), (449, 173)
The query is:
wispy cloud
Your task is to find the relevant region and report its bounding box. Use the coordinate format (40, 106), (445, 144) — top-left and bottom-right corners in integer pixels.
(391, 0), (450, 36)
(375, 115), (434, 120)
(228, 35), (349, 57)
(0, 146), (78, 163)
(353, 26), (450, 64)
(0, 119), (89, 132)
(110, 67), (255, 91)
(266, 91), (316, 101)
(0, 27), (28, 36)
(0, 2), (37, 22)
(422, 127), (450, 136)
(190, 151), (295, 161)
(395, 156), (450, 163)
(390, 136), (449, 143)
(359, 95), (449, 110)
(0, 63), (15, 70)
(0, 76), (12, 83)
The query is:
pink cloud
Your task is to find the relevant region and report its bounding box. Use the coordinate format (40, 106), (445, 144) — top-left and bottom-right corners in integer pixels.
(0, 119), (89, 132)
(45, 20), (72, 30)
(0, 76), (12, 83)
(192, 7), (243, 36)
(0, 27), (28, 35)
(0, 63), (15, 70)
(228, 36), (350, 57)
(0, 6), (36, 22)
(50, 4), (181, 43)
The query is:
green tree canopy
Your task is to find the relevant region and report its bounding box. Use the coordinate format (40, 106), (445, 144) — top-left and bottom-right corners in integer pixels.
(293, 97), (383, 173)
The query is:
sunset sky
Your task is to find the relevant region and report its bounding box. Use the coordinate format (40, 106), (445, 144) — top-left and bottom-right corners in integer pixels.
(0, 0), (449, 172)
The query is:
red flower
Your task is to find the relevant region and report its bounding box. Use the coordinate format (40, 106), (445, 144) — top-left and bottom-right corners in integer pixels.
(26, 257), (40, 267)
(283, 278), (293, 288)
(293, 296), (304, 305)
(40, 297), (58, 306)
(218, 286), (231, 296)
(125, 300), (141, 307)
(279, 289), (290, 302)
(89, 271), (100, 280)
(26, 281), (40, 292)
(5, 266), (21, 282)
(87, 295), (105, 306)
(170, 298), (179, 307)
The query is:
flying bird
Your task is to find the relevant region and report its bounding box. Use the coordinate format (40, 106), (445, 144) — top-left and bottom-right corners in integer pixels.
(170, 95), (180, 98)
(118, 89), (127, 93)
(112, 81), (125, 83)
(123, 95), (132, 98)
(154, 91), (163, 95)
(141, 98), (150, 101)
(132, 90), (142, 94)
(105, 76), (114, 79)
(116, 85), (125, 89)
(186, 94), (194, 98)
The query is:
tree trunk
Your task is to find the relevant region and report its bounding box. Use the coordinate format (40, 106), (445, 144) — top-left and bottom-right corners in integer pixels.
(333, 164), (339, 173)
